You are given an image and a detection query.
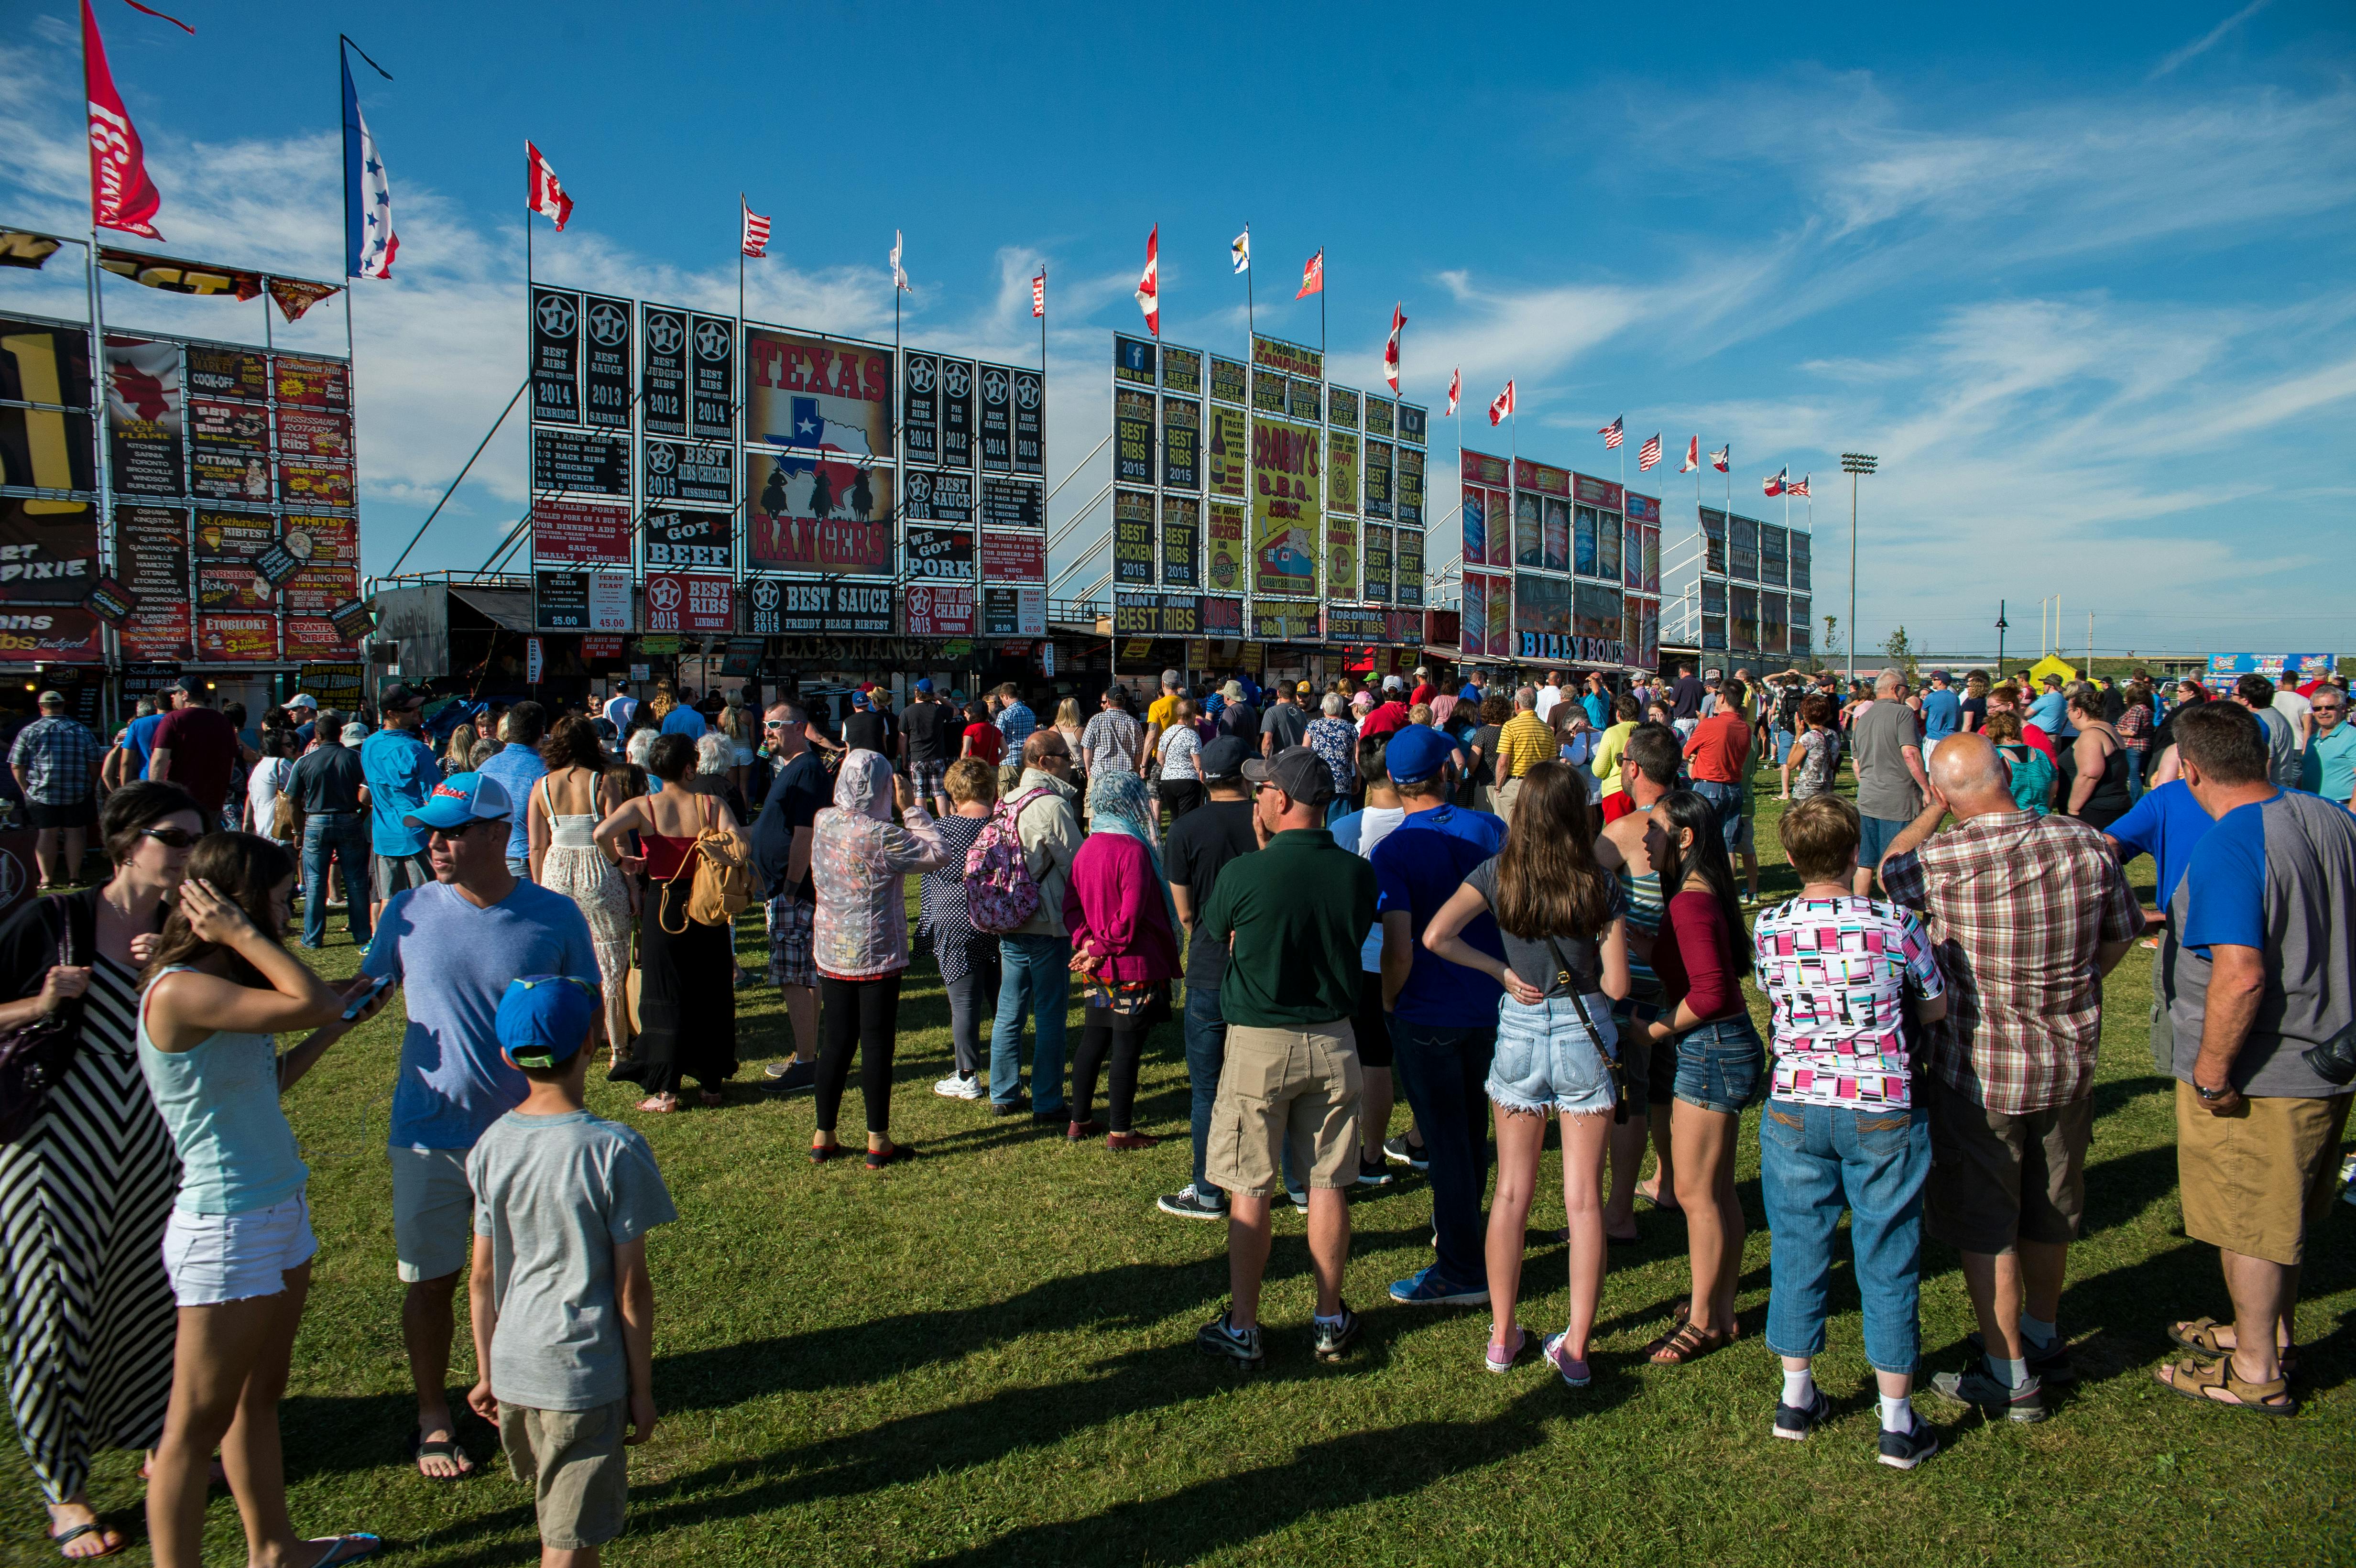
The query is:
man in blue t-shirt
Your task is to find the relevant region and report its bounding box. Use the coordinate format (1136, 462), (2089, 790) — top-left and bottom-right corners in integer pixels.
(1368, 724), (1507, 1307)
(361, 685), (443, 927)
(363, 767), (599, 1479)
(1920, 669), (1963, 759)
(2106, 777), (2219, 1074)
(474, 698), (549, 880)
(2157, 702), (2356, 1409)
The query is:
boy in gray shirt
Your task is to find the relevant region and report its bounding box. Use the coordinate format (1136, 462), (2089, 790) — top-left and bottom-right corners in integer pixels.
(467, 976), (676, 1562)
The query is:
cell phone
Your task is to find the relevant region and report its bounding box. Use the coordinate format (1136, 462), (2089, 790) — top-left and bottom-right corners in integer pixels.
(342, 973), (396, 1022)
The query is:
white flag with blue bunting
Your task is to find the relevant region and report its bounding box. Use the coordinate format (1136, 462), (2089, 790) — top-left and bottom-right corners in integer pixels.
(342, 54), (397, 279)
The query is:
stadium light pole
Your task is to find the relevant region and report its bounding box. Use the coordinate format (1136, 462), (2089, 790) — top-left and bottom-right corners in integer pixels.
(1996, 600), (2008, 672)
(1840, 452), (1876, 688)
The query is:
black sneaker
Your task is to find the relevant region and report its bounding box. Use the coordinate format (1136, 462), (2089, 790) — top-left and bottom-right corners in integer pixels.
(1157, 1184), (1228, 1220)
(1311, 1303), (1363, 1362)
(1197, 1309), (1264, 1369)
(1772, 1384), (1831, 1440)
(1929, 1363), (2047, 1423)
(1354, 1155), (1396, 1187)
(1877, 1417), (1940, 1470)
(1384, 1133), (1430, 1172)
(1030, 1109), (1067, 1126)
(990, 1095), (1031, 1117)
(760, 1059), (816, 1094)
(1965, 1329), (2076, 1385)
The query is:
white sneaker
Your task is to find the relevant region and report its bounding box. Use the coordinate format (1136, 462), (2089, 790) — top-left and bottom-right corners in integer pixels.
(933, 1071), (984, 1100)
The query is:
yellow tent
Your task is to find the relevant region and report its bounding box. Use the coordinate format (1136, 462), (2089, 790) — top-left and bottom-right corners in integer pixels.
(2027, 654), (2081, 686)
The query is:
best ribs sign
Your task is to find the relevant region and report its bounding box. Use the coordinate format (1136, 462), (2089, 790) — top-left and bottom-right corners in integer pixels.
(643, 572), (732, 634)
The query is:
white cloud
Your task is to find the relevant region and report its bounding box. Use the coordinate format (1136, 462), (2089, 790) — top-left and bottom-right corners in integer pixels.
(2150, 0), (2275, 80)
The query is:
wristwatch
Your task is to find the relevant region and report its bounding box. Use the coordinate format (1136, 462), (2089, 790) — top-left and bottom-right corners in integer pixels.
(2193, 1080), (2232, 1102)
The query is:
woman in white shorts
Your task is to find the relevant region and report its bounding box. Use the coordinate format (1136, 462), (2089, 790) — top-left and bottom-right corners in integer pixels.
(138, 833), (392, 1568)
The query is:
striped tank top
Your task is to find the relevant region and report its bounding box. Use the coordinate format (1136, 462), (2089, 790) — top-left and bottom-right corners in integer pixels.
(1618, 857), (1667, 1004)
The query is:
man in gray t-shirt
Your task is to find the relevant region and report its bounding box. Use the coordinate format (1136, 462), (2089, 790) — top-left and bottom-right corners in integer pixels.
(1850, 670), (1930, 893)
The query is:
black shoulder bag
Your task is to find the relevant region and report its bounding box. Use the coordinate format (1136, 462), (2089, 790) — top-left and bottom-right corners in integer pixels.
(0, 898), (87, 1144)
(1544, 935), (1626, 1124)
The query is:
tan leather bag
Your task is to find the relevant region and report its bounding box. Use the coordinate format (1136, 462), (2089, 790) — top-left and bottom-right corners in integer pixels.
(658, 795), (763, 933)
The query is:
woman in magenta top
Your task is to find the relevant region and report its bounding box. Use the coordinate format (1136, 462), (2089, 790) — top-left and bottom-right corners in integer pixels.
(1636, 787), (1766, 1364)
(1061, 772), (1181, 1149)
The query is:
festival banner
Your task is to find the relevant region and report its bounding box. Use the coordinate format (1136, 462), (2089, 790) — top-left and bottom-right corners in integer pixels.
(746, 450), (893, 574)
(1160, 346), (1202, 396)
(1514, 491), (1540, 567)
(1398, 446), (1424, 526)
(1363, 439), (1393, 519)
(533, 429), (629, 496)
(1487, 569), (1510, 652)
(1113, 335), (1156, 387)
(581, 295), (633, 430)
(0, 319), (97, 498)
(903, 582), (975, 638)
(1324, 604), (1385, 643)
(1643, 525), (1661, 595)
(1731, 515), (1759, 581)
(274, 408), (350, 460)
(901, 351), (939, 464)
(532, 499), (630, 565)
(1250, 369), (1287, 415)
(1571, 472), (1621, 512)
(1399, 403), (1427, 446)
(644, 571), (734, 635)
(1760, 523), (1789, 587)
(0, 603), (103, 662)
(1641, 599), (1661, 666)
(1462, 575), (1488, 658)
(1461, 486), (1488, 569)
(1114, 388), (1154, 485)
(1205, 501), (1246, 596)
(0, 498), (98, 601)
(1363, 523), (1393, 604)
(1251, 333), (1323, 381)
(329, 597), (376, 643)
(1208, 356), (1246, 406)
(280, 563), (358, 616)
(978, 476), (1042, 531)
(1113, 489), (1155, 585)
(639, 305), (688, 438)
(1113, 590), (1204, 638)
(1286, 379), (1320, 422)
(1328, 386), (1359, 431)
(1396, 529), (1424, 609)
(939, 358), (974, 468)
(82, 575), (136, 625)
(104, 337), (184, 497)
(1576, 582), (1621, 646)
(1702, 577), (1727, 617)
(1701, 508), (1728, 574)
(1249, 602), (1317, 642)
(743, 327), (894, 457)
(1760, 589), (1788, 654)
(276, 461), (354, 510)
(587, 571), (632, 633)
(979, 530), (1045, 582)
(1568, 503), (1591, 576)
(535, 572), (596, 632)
(1327, 430), (1359, 516)
(185, 345), (268, 403)
(1623, 516), (1643, 590)
(1249, 416), (1320, 599)
(743, 577), (895, 636)
(687, 314), (734, 442)
(1365, 397), (1394, 440)
(905, 525), (974, 579)
(1206, 403), (1247, 498)
(982, 583), (1047, 638)
(1731, 585), (1758, 650)
(978, 363), (1014, 473)
(195, 508), (276, 562)
(642, 507), (731, 570)
(642, 440), (733, 506)
(1325, 514), (1357, 603)
(197, 561), (275, 611)
(1516, 573), (1572, 637)
(1011, 368), (1043, 476)
(1161, 495), (1200, 589)
(1202, 594), (1243, 636)
(1161, 395), (1200, 490)
(1596, 508), (1622, 583)
(905, 468), (974, 525)
(532, 287), (582, 423)
(196, 612), (277, 662)
(1789, 598), (1811, 656)
(1789, 532), (1811, 592)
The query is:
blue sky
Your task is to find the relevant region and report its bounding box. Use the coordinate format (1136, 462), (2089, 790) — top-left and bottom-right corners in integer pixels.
(3, 0), (2350, 658)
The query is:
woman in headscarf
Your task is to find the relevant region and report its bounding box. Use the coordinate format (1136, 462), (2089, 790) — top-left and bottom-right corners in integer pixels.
(808, 750), (947, 1167)
(1061, 771), (1182, 1150)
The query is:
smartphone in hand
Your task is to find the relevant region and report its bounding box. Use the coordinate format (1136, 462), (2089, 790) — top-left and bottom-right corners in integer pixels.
(342, 973), (396, 1022)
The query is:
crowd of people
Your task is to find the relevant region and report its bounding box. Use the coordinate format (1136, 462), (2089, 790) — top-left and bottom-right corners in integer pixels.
(0, 652), (2347, 1559)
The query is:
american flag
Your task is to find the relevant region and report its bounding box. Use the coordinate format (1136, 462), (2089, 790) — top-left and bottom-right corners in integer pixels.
(1489, 380), (1514, 426)
(1709, 444), (1730, 473)
(525, 141), (572, 230)
(1031, 272), (1045, 317)
(1788, 473), (1810, 497)
(1762, 467), (1787, 497)
(1446, 367), (1461, 416)
(1680, 436), (1700, 473)
(1637, 432), (1662, 471)
(740, 198), (770, 258)
(1135, 224), (1159, 335)
(1598, 415), (1624, 449)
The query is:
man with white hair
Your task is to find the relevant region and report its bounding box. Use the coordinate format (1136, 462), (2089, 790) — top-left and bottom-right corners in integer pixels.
(1851, 668), (1931, 894)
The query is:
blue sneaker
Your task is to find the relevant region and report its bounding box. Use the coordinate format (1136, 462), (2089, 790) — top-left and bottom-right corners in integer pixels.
(1773, 1384), (1831, 1440)
(1388, 1265), (1488, 1307)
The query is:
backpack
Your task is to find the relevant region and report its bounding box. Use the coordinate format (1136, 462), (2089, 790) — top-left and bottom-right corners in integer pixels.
(965, 786), (1051, 934)
(659, 795), (765, 933)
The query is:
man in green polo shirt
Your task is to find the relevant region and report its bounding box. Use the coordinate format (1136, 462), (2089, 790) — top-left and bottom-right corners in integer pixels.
(1194, 745), (1379, 1371)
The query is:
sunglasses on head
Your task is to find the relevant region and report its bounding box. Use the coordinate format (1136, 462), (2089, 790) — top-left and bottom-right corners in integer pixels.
(141, 826), (201, 849)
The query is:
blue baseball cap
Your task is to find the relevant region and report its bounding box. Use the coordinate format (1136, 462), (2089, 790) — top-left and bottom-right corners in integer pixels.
(496, 975), (600, 1070)
(851, 690), (873, 710)
(402, 770), (515, 832)
(914, 677), (934, 693)
(1383, 724), (1455, 785)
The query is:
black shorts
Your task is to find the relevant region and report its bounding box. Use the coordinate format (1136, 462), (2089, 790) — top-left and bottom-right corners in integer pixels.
(1354, 970), (1393, 1068)
(24, 797), (94, 830)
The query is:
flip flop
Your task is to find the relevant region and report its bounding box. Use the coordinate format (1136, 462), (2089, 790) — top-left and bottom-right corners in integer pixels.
(409, 1427), (474, 1481)
(49, 1522), (123, 1560)
(305, 1535), (383, 1567)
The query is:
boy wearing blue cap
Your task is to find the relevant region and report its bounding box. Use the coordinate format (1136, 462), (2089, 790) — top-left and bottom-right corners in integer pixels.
(466, 976), (676, 1564)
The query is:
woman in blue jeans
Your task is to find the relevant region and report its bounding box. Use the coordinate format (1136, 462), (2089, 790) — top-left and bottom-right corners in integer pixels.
(1750, 795), (1947, 1468)
(1423, 763), (1629, 1387)
(1636, 789), (1767, 1364)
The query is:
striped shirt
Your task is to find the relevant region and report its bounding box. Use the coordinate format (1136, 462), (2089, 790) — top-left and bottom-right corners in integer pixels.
(1494, 710), (1555, 780)
(8, 716), (100, 804)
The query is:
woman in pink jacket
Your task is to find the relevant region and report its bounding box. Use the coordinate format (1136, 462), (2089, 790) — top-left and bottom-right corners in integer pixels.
(1062, 771), (1182, 1150)
(810, 750), (947, 1168)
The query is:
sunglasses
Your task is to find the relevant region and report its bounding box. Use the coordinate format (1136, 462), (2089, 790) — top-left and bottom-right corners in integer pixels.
(427, 817), (507, 841)
(141, 827), (201, 849)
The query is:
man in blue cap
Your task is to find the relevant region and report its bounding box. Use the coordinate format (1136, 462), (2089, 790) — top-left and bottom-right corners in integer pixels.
(1370, 724), (1508, 1307)
(363, 771), (601, 1479)
(467, 975), (675, 1561)
(899, 676), (954, 817)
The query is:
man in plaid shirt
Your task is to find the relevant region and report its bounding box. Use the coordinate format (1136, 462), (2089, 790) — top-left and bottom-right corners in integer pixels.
(993, 683), (1036, 755)
(8, 691), (103, 891)
(1875, 732), (2140, 1424)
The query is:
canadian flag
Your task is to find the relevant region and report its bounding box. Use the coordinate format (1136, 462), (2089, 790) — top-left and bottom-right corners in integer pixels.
(83, 0), (164, 239)
(1680, 436), (1700, 474)
(1383, 303), (1405, 392)
(1446, 367), (1461, 417)
(1763, 467), (1788, 497)
(1135, 224), (1159, 335)
(526, 142), (572, 230)
(1489, 380), (1514, 426)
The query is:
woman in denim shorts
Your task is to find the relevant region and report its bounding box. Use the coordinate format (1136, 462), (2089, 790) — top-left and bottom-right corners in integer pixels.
(1635, 789), (1767, 1365)
(1422, 763), (1629, 1389)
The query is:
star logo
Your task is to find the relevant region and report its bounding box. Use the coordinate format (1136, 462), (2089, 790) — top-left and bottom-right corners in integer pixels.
(1014, 374), (1040, 411)
(909, 586), (932, 616)
(586, 300), (628, 346)
(751, 578), (780, 611)
(907, 357), (935, 395)
(692, 319), (731, 362)
(645, 313), (683, 357)
(648, 577), (683, 612)
(982, 368), (1009, 405)
(797, 415), (818, 437)
(535, 293), (576, 338)
(647, 444), (676, 476)
(944, 361), (970, 400)
(905, 471), (931, 504)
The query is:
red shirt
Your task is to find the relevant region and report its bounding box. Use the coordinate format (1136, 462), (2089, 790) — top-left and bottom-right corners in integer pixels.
(1410, 682), (1436, 707)
(151, 705), (240, 818)
(1681, 710), (1751, 784)
(1651, 889), (1744, 1022)
(2020, 723), (2058, 765)
(1359, 700), (1411, 738)
(962, 723), (1004, 764)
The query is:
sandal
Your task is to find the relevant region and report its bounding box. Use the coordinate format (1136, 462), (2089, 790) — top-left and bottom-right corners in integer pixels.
(409, 1426), (475, 1480)
(1645, 1319), (1727, 1365)
(865, 1143), (916, 1170)
(49, 1522), (124, 1560)
(303, 1536), (384, 1567)
(2155, 1353), (2296, 1417)
(1671, 1297), (1743, 1340)
(809, 1143), (847, 1165)
(637, 1094), (679, 1113)
(2167, 1317), (2298, 1375)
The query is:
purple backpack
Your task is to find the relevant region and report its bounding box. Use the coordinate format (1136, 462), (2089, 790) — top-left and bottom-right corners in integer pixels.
(964, 786), (1051, 934)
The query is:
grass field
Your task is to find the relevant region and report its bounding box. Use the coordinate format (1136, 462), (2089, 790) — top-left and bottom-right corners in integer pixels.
(4, 773), (2353, 1566)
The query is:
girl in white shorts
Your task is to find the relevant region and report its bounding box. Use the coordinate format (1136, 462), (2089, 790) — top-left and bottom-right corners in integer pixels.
(138, 833), (393, 1568)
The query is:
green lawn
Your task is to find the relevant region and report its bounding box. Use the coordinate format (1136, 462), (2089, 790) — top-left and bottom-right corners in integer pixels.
(4, 774), (2352, 1566)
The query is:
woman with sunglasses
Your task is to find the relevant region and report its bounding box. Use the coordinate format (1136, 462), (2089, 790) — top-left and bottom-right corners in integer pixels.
(139, 833), (389, 1568)
(0, 783), (204, 1558)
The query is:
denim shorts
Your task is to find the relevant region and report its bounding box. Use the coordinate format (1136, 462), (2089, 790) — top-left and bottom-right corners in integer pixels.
(1672, 1014), (1766, 1115)
(162, 1191), (317, 1306)
(1487, 994), (1618, 1118)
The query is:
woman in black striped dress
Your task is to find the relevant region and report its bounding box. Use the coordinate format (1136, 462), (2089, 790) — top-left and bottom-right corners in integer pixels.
(0, 783), (203, 1558)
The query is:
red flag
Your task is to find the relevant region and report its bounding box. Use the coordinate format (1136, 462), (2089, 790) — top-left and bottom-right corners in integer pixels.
(1488, 380), (1514, 426)
(1296, 248), (1323, 299)
(83, 0), (164, 239)
(1638, 433), (1662, 471)
(1446, 367), (1461, 417)
(1031, 272), (1045, 318)
(526, 141), (573, 230)
(1134, 224), (1159, 335)
(1680, 436), (1700, 474)
(1382, 303), (1405, 392)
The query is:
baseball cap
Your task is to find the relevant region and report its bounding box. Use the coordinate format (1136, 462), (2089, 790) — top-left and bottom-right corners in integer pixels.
(1382, 674), (1406, 693)
(403, 770), (515, 832)
(1240, 744), (1335, 805)
(380, 682), (427, 710)
(34, 689), (63, 707)
(496, 975), (600, 1071)
(284, 693), (317, 711)
(1382, 725), (1455, 785)
(914, 677), (934, 693)
(1198, 735), (1252, 781)
(171, 675), (204, 697)
(851, 690), (873, 710)
(1296, 681), (1313, 695)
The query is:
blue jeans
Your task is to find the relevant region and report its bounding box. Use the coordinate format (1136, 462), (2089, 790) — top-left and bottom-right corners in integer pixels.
(300, 813), (372, 949)
(1691, 779), (1743, 853)
(2123, 746), (2147, 801)
(1760, 1098), (1931, 1374)
(992, 932), (1071, 1114)
(1389, 1018), (1496, 1287)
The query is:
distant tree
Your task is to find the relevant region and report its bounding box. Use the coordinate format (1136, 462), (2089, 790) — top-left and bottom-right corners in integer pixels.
(1881, 625), (1920, 686)
(1822, 615), (1841, 657)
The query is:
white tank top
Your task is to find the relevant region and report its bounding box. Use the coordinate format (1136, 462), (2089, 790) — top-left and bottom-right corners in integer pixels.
(539, 775), (600, 849)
